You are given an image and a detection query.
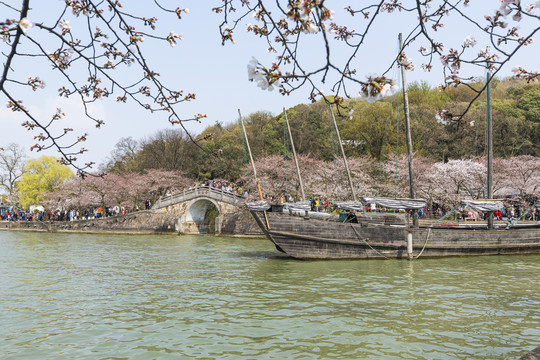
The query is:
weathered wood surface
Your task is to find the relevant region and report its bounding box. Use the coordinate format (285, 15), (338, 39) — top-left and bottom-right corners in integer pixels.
(520, 346), (540, 360)
(252, 211), (540, 259)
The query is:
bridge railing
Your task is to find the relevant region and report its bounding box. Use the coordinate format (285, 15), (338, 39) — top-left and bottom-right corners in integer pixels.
(152, 186), (247, 209)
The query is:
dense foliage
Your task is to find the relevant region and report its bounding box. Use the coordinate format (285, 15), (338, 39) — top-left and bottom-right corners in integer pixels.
(104, 78), (540, 181)
(17, 155), (74, 208)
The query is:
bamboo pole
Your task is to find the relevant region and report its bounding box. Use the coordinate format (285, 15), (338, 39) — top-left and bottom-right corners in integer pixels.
(398, 33), (419, 228)
(329, 105), (357, 202)
(239, 110), (270, 229)
(283, 108), (306, 201)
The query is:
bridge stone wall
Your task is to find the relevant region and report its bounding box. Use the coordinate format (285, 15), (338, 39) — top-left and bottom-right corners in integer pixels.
(2, 208), (180, 234)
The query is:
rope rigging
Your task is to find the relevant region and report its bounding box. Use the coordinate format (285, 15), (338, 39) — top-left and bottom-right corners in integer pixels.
(282, 113), (293, 198)
(238, 114), (254, 197)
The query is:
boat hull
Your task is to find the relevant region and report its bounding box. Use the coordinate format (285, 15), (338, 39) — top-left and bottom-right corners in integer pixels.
(251, 211), (540, 259)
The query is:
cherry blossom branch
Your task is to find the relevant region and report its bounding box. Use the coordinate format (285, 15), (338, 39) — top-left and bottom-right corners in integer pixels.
(1, 0), (207, 173)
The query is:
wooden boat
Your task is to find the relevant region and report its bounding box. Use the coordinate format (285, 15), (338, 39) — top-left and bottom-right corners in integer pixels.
(249, 205), (540, 259)
(242, 37), (540, 259)
(246, 87), (540, 259)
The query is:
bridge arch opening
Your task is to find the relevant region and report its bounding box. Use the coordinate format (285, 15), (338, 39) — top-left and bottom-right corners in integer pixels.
(185, 199), (221, 234)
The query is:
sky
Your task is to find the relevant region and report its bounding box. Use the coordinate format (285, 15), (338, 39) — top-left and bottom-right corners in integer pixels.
(1, 1), (539, 168)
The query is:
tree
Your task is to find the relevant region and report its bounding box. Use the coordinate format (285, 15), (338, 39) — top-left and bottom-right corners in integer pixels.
(426, 159), (486, 206)
(45, 168), (192, 213)
(17, 155), (74, 208)
(101, 137), (140, 173)
(242, 154), (376, 201)
(1, 1), (203, 172)
(281, 103), (335, 160)
(137, 129), (199, 172)
(0, 143), (27, 203)
(497, 155), (540, 201)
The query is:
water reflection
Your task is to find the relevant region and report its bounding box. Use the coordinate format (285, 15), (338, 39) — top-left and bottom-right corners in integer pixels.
(0, 231), (539, 359)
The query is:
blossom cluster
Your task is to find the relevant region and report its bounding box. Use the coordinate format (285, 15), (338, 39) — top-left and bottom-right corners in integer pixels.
(27, 77), (46, 91)
(247, 57), (281, 91)
(463, 36), (477, 48)
(358, 76), (399, 103)
(512, 66), (539, 82)
(440, 49), (460, 74)
(166, 31), (183, 47)
(435, 109), (460, 125)
(60, 20), (71, 35)
(284, 0), (335, 34)
(18, 18), (32, 34)
(398, 53), (414, 71)
(47, 49), (74, 70)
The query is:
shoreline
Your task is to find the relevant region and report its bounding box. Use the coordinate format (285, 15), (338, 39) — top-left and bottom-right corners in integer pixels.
(0, 207), (265, 237)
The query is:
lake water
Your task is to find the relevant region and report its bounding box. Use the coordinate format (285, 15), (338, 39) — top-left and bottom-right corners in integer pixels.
(1, 231), (539, 359)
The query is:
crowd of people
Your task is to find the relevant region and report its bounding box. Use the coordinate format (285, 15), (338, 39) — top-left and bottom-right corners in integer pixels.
(0, 206), (138, 222)
(2, 178), (540, 223)
(194, 180), (246, 197)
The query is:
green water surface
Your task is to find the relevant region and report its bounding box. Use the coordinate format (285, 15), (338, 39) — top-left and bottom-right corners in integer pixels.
(0, 231), (539, 359)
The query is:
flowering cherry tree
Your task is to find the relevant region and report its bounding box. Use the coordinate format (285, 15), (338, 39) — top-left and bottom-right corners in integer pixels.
(242, 154), (376, 201)
(496, 155), (540, 200)
(1, 1), (203, 173)
(44, 168), (191, 213)
(382, 155), (436, 199)
(216, 0), (539, 116)
(426, 158), (486, 205)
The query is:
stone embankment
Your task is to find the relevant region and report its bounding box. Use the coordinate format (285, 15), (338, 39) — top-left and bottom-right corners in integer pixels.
(1, 207), (263, 236)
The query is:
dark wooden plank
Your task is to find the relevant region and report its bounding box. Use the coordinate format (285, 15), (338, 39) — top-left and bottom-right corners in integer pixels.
(520, 346), (540, 360)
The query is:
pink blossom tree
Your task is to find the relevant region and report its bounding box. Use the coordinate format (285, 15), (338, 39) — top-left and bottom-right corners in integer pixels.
(497, 155), (540, 201)
(240, 154), (299, 200)
(45, 175), (96, 212)
(242, 154), (376, 202)
(381, 155), (436, 201)
(427, 159), (486, 206)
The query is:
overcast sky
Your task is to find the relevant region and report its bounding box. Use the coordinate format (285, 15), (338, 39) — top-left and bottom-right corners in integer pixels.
(1, 1), (538, 167)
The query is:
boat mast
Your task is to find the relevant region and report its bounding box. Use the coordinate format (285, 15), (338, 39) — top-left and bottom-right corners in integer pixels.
(398, 33), (419, 228)
(238, 110), (264, 201)
(329, 105), (357, 202)
(486, 72), (494, 230)
(283, 108), (306, 201)
(238, 110), (271, 229)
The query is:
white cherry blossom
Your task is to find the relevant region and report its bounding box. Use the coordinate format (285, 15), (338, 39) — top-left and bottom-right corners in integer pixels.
(18, 18), (32, 34)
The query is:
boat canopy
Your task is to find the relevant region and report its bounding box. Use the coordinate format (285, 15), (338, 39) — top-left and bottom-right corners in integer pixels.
(283, 201), (311, 212)
(460, 200), (504, 212)
(246, 200), (271, 211)
(363, 197), (427, 210)
(334, 202), (365, 211)
(336, 197), (427, 211)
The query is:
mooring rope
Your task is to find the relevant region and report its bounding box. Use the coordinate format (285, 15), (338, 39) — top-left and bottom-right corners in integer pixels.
(413, 227), (431, 260)
(349, 224), (390, 259)
(411, 204), (465, 259)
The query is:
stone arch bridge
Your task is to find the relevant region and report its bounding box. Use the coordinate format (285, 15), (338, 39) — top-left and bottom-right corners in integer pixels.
(152, 186), (250, 234)
(3, 186), (261, 235)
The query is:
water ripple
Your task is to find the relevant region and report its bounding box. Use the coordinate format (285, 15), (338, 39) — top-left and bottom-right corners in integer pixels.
(0, 232), (539, 359)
